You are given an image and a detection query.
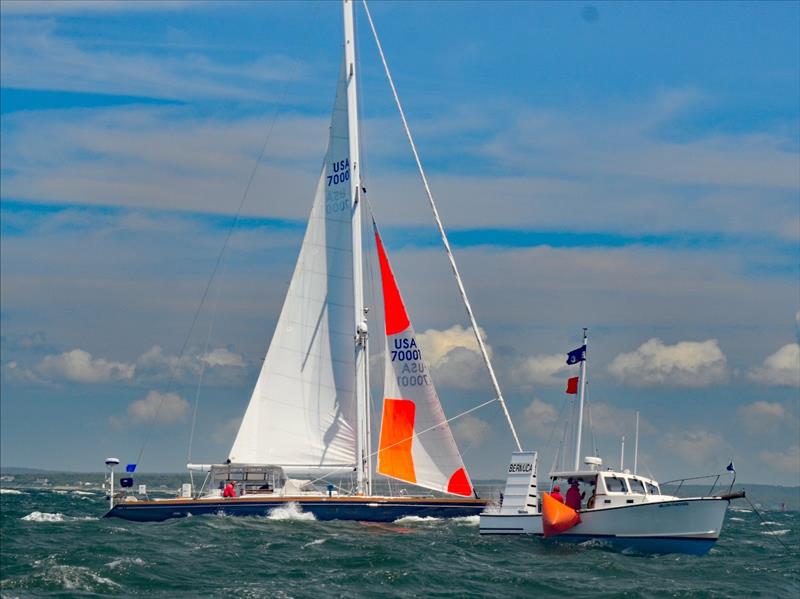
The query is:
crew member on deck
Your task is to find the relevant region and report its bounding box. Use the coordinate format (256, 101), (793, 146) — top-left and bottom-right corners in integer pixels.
(550, 484), (564, 503)
(566, 480), (582, 510)
(223, 480), (237, 498)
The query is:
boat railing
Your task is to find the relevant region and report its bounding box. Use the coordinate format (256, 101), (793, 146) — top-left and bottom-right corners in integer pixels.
(660, 473), (730, 497)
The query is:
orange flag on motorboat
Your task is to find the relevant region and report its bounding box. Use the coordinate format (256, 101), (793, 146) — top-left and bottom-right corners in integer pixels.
(565, 376), (579, 394)
(542, 492), (581, 537)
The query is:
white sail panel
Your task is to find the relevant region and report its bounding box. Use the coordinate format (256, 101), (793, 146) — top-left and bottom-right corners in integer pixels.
(229, 58), (357, 468)
(374, 228), (473, 497)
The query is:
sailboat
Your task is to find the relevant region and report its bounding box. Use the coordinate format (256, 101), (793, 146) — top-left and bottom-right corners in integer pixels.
(103, 0), (495, 523)
(479, 330), (744, 555)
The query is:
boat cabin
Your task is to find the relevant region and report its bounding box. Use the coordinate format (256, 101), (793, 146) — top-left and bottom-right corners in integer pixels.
(548, 457), (667, 511)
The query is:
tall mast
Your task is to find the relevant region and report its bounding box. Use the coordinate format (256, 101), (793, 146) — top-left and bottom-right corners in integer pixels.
(343, 0), (369, 495)
(573, 328), (588, 471)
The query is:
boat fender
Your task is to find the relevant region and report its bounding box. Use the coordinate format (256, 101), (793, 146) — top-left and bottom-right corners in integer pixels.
(542, 492), (581, 537)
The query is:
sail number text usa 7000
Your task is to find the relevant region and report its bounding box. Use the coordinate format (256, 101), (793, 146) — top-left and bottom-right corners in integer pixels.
(327, 158), (350, 186)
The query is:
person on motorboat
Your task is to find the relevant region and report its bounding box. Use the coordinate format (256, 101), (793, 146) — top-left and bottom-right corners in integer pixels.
(566, 479), (582, 510)
(550, 484), (564, 503)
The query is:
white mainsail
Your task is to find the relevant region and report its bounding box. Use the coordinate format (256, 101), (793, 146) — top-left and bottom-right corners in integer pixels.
(374, 228), (474, 497)
(229, 57), (358, 468)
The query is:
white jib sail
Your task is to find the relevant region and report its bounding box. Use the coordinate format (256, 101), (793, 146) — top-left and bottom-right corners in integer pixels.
(229, 57), (357, 468)
(374, 227), (474, 497)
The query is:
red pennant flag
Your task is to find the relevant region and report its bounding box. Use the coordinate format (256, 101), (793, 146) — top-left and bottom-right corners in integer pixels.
(565, 376), (579, 394)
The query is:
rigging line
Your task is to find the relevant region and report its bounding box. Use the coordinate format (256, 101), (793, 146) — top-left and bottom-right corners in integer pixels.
(361, 0), (522, 452)
(134, 60), (301, 470)
(302, 396), (500, 489)
(745, 495), (790, 552)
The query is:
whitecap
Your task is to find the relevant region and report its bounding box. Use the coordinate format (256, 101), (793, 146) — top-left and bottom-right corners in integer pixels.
(762, 529), (790, 536)
(730, 508), (752, 513)
(393, 515), (441, 524)
(453, 515), (480, 525)
(302, 538), (326, 548)
(0, 488), (26, 495)
(42, 564), (120, 591)
(72, 490), (94, 496)
(760, 521), (780, 526)
(729, 517), (745, 522)
(266, 502), (316, 521)
(21, 511), (98, 522)
(106, 557), (145, 570)
(23, 511), (66, 522)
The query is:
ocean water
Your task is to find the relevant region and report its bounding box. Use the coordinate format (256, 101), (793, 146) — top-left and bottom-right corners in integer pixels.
(1, 476), (798, 598)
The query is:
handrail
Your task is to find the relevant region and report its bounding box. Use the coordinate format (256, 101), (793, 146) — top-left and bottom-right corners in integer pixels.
(661, 472), (730, 496)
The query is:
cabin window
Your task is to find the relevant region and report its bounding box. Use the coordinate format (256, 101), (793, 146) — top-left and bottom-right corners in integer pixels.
(604, 476), (628, 493)
(646, 482), (660, 495)
(628, 478), (645, 494)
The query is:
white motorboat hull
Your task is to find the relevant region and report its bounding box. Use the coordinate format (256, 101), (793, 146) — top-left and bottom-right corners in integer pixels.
(480, 497), (729, 555)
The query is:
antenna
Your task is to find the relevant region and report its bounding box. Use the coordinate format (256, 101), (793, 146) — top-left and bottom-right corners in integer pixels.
(634, 411), (640, 475)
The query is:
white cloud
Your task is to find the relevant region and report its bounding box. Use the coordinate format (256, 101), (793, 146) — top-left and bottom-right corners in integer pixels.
(759, 446), (800, 477)
(737, 401), (791, 434)
(416, 325), (489, 390)
(523, 398), (560, 438)
(659, 429), (729, 470)
(416, 324), (488, 366)
(451, 415), (491, 447)
(36, 348), (134, 383)
(135, 345), (247, 384)
(609, 338), (727, 387)
(511, 353), (570, 388)
(201, 347), (246, 368)
(747, 343), (800, 387)
(126, 390), (189, 425)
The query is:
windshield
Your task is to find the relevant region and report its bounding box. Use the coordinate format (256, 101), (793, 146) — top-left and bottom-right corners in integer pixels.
(646, 482), (660, 495)
(604, 475), (628, 493)
(628, 478), (645, 494)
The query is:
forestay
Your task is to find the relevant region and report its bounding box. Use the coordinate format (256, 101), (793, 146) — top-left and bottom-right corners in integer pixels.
(229, 57), (357, 468)
(374, 228), (474, 497)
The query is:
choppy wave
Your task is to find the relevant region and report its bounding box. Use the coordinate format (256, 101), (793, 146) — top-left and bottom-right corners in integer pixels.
(21, 511), (98, 523)
(761, 529), (790, 536)
(393, 515), (442, 524)
(72, 490), (95, 496)
(266, 502), (316, 521)
(453, 515), (480, 525)
(0, 488), (26, 495)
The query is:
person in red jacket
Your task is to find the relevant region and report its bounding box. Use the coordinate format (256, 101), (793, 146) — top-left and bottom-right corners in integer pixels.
(550, 484), (564, 503)
(566, 480), (582, 510)
(223, 480), (237, 498)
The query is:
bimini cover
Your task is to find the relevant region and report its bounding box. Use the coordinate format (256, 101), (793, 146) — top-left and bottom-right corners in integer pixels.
(542, 492), (581, 537)
(374, 227), (473, 497)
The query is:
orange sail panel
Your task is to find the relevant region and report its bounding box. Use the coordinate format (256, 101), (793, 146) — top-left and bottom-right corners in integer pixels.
(373, 226), (474, 496)
(541, 492), (581, 537)
(377, 399), (416, 483)
(375, 230), (410, 335)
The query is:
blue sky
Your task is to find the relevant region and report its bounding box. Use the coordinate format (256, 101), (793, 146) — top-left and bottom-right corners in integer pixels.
(1, 0), (798, 484)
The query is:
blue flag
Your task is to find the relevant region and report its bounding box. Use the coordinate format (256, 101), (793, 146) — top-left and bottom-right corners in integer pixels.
(126, 464), (136, 473)
(726, 461), (735, 473)
(566, 345), (586, 365)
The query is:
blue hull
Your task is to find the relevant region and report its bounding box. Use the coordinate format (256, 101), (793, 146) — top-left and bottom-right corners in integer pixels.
(540, 533), (717, 555)
(105, 497), (486, 523)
